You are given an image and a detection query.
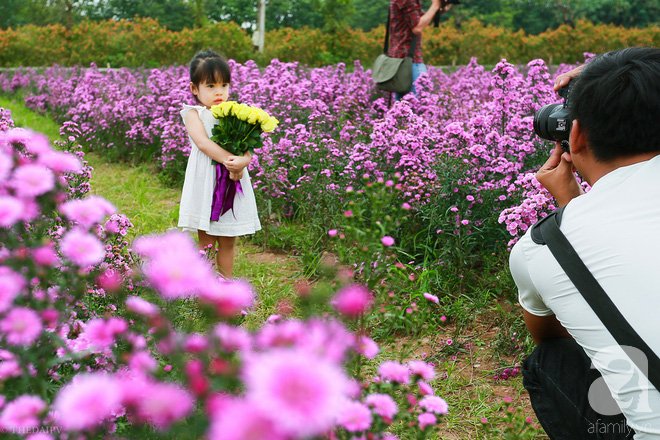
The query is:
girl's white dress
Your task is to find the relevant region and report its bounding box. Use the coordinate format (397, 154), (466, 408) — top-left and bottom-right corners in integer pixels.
(177, 104), (261, 236)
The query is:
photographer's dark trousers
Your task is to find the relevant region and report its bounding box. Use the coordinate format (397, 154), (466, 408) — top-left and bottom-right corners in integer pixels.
(522, 338), (635, 440)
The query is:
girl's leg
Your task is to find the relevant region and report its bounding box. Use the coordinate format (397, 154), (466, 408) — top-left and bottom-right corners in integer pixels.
(216, 236), (236, 279)
(198, 229), (219, 261)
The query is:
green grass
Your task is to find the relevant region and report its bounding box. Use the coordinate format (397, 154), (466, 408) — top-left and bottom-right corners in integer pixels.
(0, 95), (548, 440)
(0, 94), (62, 140)
(85, 152), (181, 239)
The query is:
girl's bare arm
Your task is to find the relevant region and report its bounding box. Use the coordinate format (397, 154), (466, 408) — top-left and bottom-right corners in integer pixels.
(184, 109), (232, 163)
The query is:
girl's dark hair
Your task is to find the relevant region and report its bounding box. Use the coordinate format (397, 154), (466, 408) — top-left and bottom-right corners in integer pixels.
(189, 50), (231, 87)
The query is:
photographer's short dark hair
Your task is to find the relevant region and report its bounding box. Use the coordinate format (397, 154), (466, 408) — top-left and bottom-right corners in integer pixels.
(569, 47), (660, 162)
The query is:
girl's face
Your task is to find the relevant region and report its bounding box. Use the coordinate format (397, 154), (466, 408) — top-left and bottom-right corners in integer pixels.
(190, 80), (230, 109)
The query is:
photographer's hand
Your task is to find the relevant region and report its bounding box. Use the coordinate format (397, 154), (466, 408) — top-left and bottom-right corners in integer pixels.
(554, 64), (585, 91)
(536, 144), (584, 206)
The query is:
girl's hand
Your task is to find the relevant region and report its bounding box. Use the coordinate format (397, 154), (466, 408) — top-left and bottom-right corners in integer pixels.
(224, 155), (251, 173)
(229, 170), (243, 181)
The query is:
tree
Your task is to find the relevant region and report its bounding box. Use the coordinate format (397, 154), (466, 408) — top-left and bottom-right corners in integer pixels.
(348, 0), (386, 31)
(0, 0), (26, 29)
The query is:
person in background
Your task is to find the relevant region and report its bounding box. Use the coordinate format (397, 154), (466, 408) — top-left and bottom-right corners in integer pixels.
(389, 0), (452, 99)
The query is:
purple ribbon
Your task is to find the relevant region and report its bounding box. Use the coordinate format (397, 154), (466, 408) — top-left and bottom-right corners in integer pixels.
(210, 163), (243, 221)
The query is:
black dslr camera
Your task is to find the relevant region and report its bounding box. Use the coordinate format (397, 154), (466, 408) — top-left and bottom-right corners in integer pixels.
(433, 0), (460, 27)
(533, 79), (574, 152)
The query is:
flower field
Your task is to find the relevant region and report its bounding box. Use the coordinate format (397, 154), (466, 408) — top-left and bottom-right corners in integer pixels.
(0, 55), (582, 439)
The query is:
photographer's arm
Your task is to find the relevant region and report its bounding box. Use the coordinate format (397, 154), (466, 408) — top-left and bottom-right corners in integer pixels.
(536, 145), (584, 207)
(412, 0), (443, 34)
(523, 310), (572, 345)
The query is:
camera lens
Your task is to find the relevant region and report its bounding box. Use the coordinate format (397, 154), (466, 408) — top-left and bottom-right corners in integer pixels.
(533, 103), (562, 141)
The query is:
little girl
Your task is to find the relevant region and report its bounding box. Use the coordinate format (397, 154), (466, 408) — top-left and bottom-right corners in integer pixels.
(178, 50), (261, 278)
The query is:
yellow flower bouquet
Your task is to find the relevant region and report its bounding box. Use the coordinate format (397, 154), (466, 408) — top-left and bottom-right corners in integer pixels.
(207, 101), (278, 220)
(209, 101), (279, 155)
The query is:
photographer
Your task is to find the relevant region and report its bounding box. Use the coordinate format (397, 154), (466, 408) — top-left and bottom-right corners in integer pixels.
(510, 47), (660, 439)
(388, 0), (452, 99)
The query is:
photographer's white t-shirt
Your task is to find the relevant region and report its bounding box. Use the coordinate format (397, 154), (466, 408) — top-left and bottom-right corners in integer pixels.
(511, 154), (660, 439)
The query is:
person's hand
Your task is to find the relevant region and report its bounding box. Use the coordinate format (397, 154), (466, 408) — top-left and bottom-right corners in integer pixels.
(431, 0), (442, 9)
(229, 170), (243, 181)
(441, 2), (452, 13)
(224, 155), (250, 173)
(554, 64), (585, 91)
(536, 144), (584, 206)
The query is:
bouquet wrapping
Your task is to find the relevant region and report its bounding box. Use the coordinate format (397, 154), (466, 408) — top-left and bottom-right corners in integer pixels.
(208, 101), (278, 220)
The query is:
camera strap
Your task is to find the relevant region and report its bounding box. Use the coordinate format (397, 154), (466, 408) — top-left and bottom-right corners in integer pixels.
(531, 207), (660, 393)
(384, 9), (418, 59)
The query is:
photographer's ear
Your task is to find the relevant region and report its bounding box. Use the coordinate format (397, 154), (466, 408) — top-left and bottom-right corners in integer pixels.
(568, 120), (587, 156)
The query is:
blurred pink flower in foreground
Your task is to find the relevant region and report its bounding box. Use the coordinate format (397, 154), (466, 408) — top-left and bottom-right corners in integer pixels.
(0, 394), (46, 430)
(243, 347), (350, 437)
(53, 373), (122, 431)
(331, 284), (373, 318)
(0, 307), (43, 346)
(59, 228), (106, 267)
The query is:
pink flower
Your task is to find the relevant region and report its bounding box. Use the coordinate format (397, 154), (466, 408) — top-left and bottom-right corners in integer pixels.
(337, 400), (372, 432)
(378, 361), (410, 384)
(59, 229), (105, 267)
(365, 393), (398, 419)
(344, 210), (353, 217)
(32, 244), (59, 266)
(356, 336), (379, 359)
(0, 151), (11, 182)
(0, 307), (43, 346)
(12, 164), (55, 198)
(423, 292), (439, 304)
(331, 284), (372, 318)
(208, 398), (287, 440)
(418, 412), (437, 429)
(96, 268), (123, 292)
(143, 253), (214, 299)
(214, 323), (252, 352)
(381, 236), (395, 246)
(0, 395), (46, 430)
(418, 380), (434, 395)
(59, 196), (116, 228)
(0, 195), (24, 228)
(37, 150), (82, 173)
(129, 351), (158, 375)
(328, 229), (338, 237)
(0, 267), (25, 312)
(243, 347), (349, 437)
(82, 318), (126, 351)
(25, 432), (55, 440)
(183, 334), (208, 353)
(26, 434), (54, 440)
(134, 382), (194, 429)
(199, 279), (256, 317)
(53, 373), (122, 431)
(125, 296), (160, 317)
(408, 360), (436, 381)
(419, 395), (449, 414)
